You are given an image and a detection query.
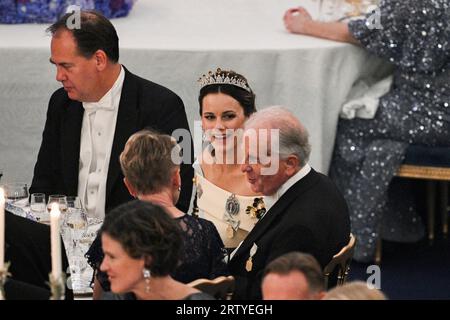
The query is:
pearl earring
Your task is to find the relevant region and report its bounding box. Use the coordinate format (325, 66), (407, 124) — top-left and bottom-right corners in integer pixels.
(142, 268), (151, 293)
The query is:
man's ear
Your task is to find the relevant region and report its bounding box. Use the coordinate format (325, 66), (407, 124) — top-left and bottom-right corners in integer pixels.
(285, 155), (300, 175)
(94, 49), (108, 71)
(123, 178), (137, 198)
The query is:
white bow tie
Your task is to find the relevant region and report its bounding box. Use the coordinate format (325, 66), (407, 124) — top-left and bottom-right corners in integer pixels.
(83, 93), (115, 113)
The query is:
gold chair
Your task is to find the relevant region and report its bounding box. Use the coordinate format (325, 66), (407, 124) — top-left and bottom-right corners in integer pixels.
(188, 275), (235, 300)
(323, 234), (356, 290)
(375, 145), (450, 264)
(396, 166), (450, 242)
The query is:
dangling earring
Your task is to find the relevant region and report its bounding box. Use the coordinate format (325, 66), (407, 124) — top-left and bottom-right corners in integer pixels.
(142, 268), (151, 293)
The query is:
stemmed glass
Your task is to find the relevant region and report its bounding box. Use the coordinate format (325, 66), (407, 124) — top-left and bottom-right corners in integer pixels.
(64, 196), (89, 293)
(65, 196), (88, 245)
(47, 195), (69, 240)
(47, 195), (68, 213)
(30, 193), (46, 222)
(4, 183), (29, 207)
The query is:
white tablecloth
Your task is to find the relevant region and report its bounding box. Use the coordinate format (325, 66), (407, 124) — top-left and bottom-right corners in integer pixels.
(0, 0), (391, 186)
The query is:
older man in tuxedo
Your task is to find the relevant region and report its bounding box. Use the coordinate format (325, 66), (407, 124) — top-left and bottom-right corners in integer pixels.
(30, 10), (193, 218)
(229, 106), (350, 299)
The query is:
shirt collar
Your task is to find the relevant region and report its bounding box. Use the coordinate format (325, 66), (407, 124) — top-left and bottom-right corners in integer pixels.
(264, 163), (311, 211)
(83, 65), (125, 112)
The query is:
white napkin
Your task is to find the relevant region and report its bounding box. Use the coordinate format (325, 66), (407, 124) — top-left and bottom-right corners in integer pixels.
(340, 75), (393, 120)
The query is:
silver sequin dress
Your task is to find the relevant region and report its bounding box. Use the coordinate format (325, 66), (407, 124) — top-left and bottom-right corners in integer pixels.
(329, 0), (450, 262)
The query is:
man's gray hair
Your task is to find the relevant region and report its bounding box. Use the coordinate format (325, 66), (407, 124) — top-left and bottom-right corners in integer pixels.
(245, 106), (311, 167)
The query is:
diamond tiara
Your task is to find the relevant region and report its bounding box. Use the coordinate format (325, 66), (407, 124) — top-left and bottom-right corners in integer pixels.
(198, 68), (252, 93)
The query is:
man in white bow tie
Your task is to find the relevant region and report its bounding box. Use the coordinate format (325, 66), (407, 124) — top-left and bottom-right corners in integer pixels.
(30, 10), (193, 219)
(229, 106), (350, 299)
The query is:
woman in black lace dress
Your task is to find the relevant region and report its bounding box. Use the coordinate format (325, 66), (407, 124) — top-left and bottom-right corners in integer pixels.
(100, 200), (213, 300)
(284, 0), (450, 262)
(86, 130), (228, 298)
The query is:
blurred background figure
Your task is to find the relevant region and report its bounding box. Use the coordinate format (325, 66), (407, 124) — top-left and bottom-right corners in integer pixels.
(194, 68), (261, 250)
(323, 281), (387, 300)
(100, 200), (214, 300)
(284, 0), (450, 262)
(262, 252), (326, 300)
(0, 0), (136, 24)
(87, 130), (227, 298)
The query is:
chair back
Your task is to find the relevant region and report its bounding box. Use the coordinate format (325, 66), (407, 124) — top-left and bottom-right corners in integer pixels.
(188, 275), (235, 300)
(323, 234), (356, 289)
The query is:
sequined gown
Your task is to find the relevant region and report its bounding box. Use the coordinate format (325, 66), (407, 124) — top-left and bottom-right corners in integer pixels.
(0, 0), (135, 23)
(329, 0), (450, 262)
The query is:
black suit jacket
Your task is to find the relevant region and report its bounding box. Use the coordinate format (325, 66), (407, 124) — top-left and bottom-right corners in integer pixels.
(4, 279), (51, 300)
(228, 168), (350, 300)
(5, 211), (73, 300)
(30, 67), (193, 213)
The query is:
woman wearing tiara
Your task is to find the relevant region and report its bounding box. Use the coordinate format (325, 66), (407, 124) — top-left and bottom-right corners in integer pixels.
(193, 68), (264, 250)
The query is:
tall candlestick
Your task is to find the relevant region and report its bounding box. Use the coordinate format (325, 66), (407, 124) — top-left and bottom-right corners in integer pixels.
(0, 188), (4, 270)
(50, 203), (62, 280)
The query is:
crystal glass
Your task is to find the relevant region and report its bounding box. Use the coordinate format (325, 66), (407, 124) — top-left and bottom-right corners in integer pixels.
(65, 196), (88, 245)
(3, 183), (29, 207)
(47, 195), (68, 213)
(30, 193), (46, 222)
(64, 197), (90, 293)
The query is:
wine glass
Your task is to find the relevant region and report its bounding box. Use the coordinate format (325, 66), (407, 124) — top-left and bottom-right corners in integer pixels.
(64, 197), (88, 252)
(4, 183), (29, 207)
(64, 196), (89, 293)
(65, 196), (88, 245)
(30, 193), (46, 221)
(47, 195), (68, 236)
(47, 195), (68, 213)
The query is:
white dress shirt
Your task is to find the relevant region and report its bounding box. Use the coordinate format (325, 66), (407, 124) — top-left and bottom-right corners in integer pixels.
(78, 66), (125, 219)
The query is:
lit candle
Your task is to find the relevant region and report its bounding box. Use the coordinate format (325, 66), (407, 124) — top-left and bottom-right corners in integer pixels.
(0, 188), (4, 270)
(50, 203), (62, 280)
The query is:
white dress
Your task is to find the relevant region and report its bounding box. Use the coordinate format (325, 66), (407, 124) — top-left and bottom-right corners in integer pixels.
(193, 161), (261, 248)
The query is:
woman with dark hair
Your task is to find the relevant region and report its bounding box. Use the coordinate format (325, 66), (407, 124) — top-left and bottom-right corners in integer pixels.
(284, 0), (450, 262)
(194, 68), (263, 250)
(100, 200), (213, 300)
(86, 129), (227, 298)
